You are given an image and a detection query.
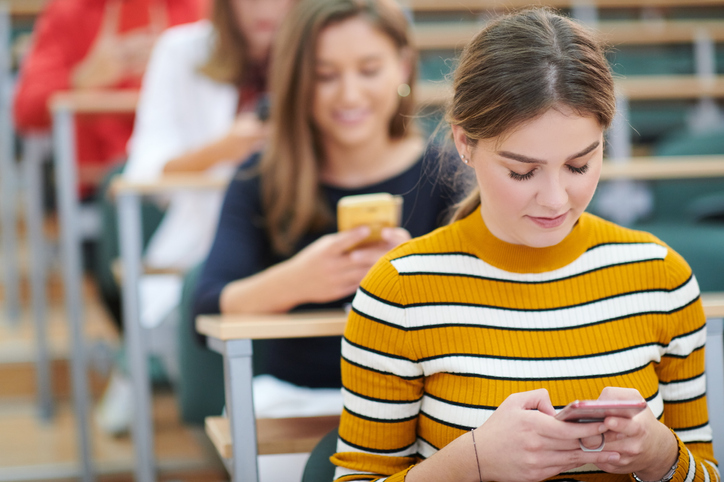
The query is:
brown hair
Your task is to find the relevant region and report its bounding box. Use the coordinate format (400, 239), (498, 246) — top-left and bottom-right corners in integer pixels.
(260, 0), (417, 255)
(448, 7), (616, 221)
(198, 0), (249, 85)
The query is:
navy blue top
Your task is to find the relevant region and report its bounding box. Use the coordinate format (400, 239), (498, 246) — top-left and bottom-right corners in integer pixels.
(193, 145), (458, 388)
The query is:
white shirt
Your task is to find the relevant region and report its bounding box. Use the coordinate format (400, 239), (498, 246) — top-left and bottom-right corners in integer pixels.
(124, 20), (238, 270)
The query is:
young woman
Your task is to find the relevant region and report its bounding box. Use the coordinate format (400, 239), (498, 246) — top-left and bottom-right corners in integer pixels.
(96, 0), (295, 435)
(193, 0), (456, 410)
(331, 8), (718, 482)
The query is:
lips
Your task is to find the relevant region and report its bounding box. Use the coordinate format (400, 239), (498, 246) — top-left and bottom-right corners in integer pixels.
(528, 211), (568, 229)
(333, 108), (370, 125)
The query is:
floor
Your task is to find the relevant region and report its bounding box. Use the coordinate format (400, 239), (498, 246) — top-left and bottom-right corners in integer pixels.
(0, 236), (229, 481)
(0, 213), (314, 482)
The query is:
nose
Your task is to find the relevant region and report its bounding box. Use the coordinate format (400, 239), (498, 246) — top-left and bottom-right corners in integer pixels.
(340, 73), (363, 104)
(536, 173), (568, 211)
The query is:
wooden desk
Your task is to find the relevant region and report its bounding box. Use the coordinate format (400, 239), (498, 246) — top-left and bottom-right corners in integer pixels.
(196, 310), (347, 482)
(48, 89), (139, 482)
(107, 171), (229, 482)
(7, 0), (46, 17)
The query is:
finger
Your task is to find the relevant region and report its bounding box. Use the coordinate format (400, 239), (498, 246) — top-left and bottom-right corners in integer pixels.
(380, 227), (411, 245)
(542, 418), (608, 442)
(331, 227), (372, 253)
(602, 415), (641, 437)
(348, 249), (384, 266)
(510, 388), (555, 413)
(598, 386), (644, 402)
(99, 0), (123, 39)
(148, 0), (168, 36)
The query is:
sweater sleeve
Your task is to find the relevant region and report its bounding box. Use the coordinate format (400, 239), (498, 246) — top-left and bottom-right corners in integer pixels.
(331, 258), (424, 482)
(192, 159), (268, 316)
(656, 248), (719, 482)
(13, 1), (82, 131)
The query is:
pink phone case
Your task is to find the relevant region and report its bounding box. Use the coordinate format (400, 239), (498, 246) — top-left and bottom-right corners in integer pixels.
(555, 399), (647, 423)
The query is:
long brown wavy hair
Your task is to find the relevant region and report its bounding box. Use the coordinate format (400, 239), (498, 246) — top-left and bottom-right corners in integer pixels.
(260, 0), (417, 255)
(447, 7), (616, 222)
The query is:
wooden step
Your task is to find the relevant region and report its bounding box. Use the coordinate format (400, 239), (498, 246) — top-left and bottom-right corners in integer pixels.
(0, 394), (226, 479)
(0, 358), (108, 400)
(205, 415), (340, 458)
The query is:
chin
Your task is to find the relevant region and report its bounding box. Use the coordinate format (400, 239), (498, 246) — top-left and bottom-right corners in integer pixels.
(523, 228), (570, 248)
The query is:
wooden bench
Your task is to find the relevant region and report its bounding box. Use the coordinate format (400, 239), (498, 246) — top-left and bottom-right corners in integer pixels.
(408, 0), (724, 11)
(416, 75), (724, 106)
(413, 19), (724, 50)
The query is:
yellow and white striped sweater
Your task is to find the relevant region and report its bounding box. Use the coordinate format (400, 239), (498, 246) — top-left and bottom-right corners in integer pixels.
(332, 210), (718, 482)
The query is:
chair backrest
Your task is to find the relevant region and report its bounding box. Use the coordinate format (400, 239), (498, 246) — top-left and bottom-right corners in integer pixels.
(707, 318), (724, 464)
(651, 126), (724, 223)
(176, 263), (225, 424)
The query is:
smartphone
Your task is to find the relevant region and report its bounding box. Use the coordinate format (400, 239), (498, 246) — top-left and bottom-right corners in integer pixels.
(555, 400), (647, 423)
(337, 193), (403, 247)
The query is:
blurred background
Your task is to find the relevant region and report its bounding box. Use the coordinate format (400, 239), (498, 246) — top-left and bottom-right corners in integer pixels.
(0, 0), (723, 481)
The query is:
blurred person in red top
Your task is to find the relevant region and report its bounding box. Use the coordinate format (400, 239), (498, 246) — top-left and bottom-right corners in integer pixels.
(13, 0), (208, 197)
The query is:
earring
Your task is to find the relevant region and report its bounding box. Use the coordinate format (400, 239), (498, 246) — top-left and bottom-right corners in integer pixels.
(397, 83), (411, 97)
(460, 155), (469, 164)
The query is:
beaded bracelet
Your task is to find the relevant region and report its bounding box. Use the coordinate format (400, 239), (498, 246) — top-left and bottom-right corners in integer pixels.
(471, 429), (483, 482)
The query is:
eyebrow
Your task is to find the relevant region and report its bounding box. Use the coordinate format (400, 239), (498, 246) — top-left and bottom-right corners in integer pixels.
(316, 55), (383, 67)
(497, 140), (601, 165)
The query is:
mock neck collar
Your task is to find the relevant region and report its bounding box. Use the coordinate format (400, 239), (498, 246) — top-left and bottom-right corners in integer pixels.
(458, 208), (593, 274)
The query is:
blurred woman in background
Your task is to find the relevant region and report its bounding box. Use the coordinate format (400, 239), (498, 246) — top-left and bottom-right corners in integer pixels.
(97, 0), (295, 435)
(194, 0), (457, 416)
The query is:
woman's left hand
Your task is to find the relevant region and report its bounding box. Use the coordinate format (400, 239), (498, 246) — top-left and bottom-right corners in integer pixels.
(582, 387), (678, 480)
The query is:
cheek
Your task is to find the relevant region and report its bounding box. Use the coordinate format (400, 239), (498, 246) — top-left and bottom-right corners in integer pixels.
(570, 174), (600, 206)
(311, 85), (334, 120)
(478, 169), (529, 212)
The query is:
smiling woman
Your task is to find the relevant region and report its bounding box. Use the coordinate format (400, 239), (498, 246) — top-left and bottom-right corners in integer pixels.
(193, 0), (458, 409)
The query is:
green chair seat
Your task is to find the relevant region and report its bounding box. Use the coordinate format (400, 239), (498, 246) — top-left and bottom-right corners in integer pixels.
(302, 427), (338, 482)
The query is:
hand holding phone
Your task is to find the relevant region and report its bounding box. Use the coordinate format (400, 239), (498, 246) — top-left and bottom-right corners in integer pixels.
(555, 399), (647, 423)
(337, 193), (403, 248)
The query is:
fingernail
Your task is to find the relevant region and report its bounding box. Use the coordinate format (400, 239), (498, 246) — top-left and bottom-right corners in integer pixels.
(598, 424), (606, 432)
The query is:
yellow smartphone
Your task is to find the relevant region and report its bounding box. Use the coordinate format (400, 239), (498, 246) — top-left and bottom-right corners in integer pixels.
(337, 193), (403, 247)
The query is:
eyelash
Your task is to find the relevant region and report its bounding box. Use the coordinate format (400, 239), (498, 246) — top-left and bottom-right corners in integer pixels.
(508, 163), (589, 181)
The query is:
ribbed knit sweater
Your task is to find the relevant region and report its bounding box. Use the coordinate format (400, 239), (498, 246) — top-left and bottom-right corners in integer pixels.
(332, 210), (718, 482)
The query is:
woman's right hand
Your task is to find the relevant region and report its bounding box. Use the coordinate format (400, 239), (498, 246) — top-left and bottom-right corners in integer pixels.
(474, 389), (619, 482)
